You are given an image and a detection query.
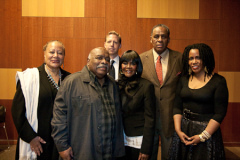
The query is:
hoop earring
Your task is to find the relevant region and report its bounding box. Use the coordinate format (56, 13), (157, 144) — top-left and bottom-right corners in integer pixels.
(188, 67), (192, 75)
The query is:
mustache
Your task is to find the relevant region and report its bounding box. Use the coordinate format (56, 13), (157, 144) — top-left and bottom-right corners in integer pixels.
(97, 64), (109, 69)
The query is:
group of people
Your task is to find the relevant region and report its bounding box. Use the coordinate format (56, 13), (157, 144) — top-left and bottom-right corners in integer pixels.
(11, 24), (228, 160)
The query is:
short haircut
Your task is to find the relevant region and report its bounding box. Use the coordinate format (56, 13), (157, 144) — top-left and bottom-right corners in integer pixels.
(88, 47), (108, 59)
(105, 31), (121, 44)
(182, 43), (215, 77)
(120, 50), (143, 77)
(151, 24), (170, 37)
(43, 40), (65, 54)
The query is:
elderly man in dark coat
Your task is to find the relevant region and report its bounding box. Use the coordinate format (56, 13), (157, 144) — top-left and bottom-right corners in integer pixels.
(51, 47), (125, 160)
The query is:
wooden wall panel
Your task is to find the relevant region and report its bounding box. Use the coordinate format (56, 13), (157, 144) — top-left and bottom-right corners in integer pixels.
(172, 19), (220, 41)
(74, 18), (105, 38)
(106, 0), (137, 56)
(219, 72), (240, 103)
(219, 0), (240, 71)
(0, 69), (22, 100)
(0, 100), (17, 144)
(43, 18), (74, 38)
(137, 0), (199, 19)
(85, 0), (105, 17)
(199, 0), (221, 19)
(0, 0), (22, 68)
(221, 103), (240, 145)
(22, 17), (43, 70)
(65, 38), (105, 73)
(22, 0), (84, 17)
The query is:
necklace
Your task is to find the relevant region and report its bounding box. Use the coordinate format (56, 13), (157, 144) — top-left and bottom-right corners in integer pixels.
(45, 65), (62, 90)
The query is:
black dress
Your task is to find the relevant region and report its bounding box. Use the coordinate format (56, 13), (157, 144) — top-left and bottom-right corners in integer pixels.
(12, 64), (70, 160)
(169, 73), (228, 160)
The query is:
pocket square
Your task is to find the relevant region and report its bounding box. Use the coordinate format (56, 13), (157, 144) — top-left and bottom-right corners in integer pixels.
(176, 71), (181, 76)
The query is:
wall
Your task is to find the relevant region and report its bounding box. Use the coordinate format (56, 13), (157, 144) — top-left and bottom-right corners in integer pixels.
(0, 0), (239, 146)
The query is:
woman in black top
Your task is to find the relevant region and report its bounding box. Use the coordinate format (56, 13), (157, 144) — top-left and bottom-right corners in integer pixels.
(12, 40), (70, 160)
(117, 50), (155, 160)
(169, 43), (228, 160)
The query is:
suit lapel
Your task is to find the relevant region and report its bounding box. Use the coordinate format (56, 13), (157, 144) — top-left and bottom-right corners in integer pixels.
(163, 49), (177, 85)
(144, 50), (160, 87)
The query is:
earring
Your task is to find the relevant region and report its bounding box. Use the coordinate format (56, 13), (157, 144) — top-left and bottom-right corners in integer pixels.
(62, 63), (64, 69)
(120, 69), (123, 74)
(204, 66), (208, 74)
(136, 71), (137, 75)
(188, 67), (192, 75)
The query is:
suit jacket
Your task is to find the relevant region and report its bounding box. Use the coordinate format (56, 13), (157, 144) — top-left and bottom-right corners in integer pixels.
(140, 48), (182, 137)
(12, 63), (70, 160)
(119, 77), (155, 155)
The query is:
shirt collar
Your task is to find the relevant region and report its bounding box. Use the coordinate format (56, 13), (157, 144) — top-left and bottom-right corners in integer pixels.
(153, 48), (169, 61)
(111, 55), (119, 64)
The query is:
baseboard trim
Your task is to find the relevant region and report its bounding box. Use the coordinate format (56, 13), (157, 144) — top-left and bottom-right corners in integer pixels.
(224, 142), (240, 147)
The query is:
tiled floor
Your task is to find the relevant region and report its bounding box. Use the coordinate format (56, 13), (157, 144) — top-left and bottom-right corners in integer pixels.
(0, 145), (239, 160)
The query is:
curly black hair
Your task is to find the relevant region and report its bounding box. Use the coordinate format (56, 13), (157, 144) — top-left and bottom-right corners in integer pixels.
(182, 43), (215, 77)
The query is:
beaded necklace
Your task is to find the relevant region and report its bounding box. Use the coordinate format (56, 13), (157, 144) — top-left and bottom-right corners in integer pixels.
(45, 65), (62, 90)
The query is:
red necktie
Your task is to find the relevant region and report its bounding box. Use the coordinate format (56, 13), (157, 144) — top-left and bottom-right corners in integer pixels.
(156, 56), (163, 84)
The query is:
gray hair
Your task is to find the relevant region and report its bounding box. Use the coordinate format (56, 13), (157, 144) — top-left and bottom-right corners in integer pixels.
(151, 24), (170, 37)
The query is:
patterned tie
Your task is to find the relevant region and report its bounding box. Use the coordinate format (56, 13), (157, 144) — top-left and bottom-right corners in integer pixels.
(109, 60), (115, 79)
(156, 56), (163, 84)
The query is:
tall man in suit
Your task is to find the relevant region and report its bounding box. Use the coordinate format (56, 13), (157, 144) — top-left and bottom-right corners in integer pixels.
(104, 31), (122, 80)
(140, 24), (182, 160)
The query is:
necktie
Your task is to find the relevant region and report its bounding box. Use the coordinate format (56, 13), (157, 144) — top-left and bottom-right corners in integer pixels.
(156, 56), (163, 84)
(109, 60), (115, 79)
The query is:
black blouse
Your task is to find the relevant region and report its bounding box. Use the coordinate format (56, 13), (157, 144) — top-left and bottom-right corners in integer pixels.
(173, 73), (229, 123)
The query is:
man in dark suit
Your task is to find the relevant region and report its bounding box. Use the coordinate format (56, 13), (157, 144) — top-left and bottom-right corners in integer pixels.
(140, 24), (182, 160)
(104, 31), (122, 80)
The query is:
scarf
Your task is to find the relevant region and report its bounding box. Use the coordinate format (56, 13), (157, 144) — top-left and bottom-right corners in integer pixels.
(16, 68), (39, 160)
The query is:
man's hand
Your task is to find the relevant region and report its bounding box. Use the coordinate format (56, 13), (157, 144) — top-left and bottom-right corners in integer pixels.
(30, 136), (46, 156)
(59, 147), (73, 160)
(138, 152), (149, 160)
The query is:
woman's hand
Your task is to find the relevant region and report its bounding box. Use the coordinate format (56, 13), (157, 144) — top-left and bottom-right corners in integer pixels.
(176, 131), (191, 145)
(30, 136), (46, 156)
(138, 152), (149, 160)
(185, 135), (201, 146)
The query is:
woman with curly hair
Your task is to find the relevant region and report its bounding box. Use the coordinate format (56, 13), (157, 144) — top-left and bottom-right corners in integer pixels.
(169, 43), (228, 160)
